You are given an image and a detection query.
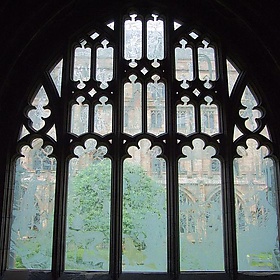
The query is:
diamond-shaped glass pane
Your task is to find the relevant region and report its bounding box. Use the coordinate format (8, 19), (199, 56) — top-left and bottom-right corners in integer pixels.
(141, 67), (148, 75)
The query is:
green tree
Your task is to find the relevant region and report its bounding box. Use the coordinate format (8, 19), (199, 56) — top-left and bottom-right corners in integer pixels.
(66, 158), (166, 269)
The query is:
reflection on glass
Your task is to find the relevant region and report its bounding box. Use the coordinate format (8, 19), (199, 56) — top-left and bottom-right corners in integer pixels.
(239, 87), (262, 131)
(147, 14), (164, 67)
(94, 96), (112, 135)
(124, 14), (142, 68)
(71, 96), (89, 135)
(66, 139), (110, 271)
(234, 139), (279, 271)
(175, 39), (193, 89)
(28, 86), (51, 131)
(177, 96), (195, 135)
(123, 75), (142, 135)
(198, 40), (216, 86)
(179, 138), (224, 271)
(200, 96), (219, 135)
(9, 139), (56, 269)
(147, 75), (166, 135)
(122, 139), (167, 272)
(50, 59), (63, 96)
(226, 60), (239, 96)
(96, 39), (114, 89)
(73, 40), (91, 89)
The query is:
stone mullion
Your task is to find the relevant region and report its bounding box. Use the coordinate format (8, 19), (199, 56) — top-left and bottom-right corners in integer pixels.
(109, 14), (124, 279)
(51, 43), (72, 278)
(165, 14), (180, 276)
(217, 44), (238, 278)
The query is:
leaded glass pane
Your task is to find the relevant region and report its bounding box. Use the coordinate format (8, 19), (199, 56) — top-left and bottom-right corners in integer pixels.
(147, 75), (165, 135)
(123, 75), (142, 135)
(239, 87), (262, 131)
(50, 59), (63, 97)
(175, 39), (193, 89)
(226, 60), (239, 96)
(73, 40), (91, 89)
(46, 125), (57, 141)
(147, 14), (164, 68)
(122, 139), (167, 272)
(96, 39), (114, 89)
(9, 139), (56, 269)
(28, 86), (51, 131)
(177, 96), (195, 135)
(179, 139), (224, 271)
(94, 96), (112, 135)
(66, 139), (110, 271)
(124, 14), (142, 68)
(71, 96), (89, 135)
(198, 40), (216, 85)
(234, 139), (279, 271)
(18, 125), (30, 140)
(260, 126), (271, 140)
(200, 96), (219, 135)
(233, 125), (243, 141)
(174, 21), (182, 30)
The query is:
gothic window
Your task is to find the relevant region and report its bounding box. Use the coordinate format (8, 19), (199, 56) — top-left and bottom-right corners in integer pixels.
(2, 7), (280, 280)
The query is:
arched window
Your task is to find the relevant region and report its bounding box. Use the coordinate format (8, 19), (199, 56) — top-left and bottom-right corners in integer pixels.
(2, 6), (280, 280)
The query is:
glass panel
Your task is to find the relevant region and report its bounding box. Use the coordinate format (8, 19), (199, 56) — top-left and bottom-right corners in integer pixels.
(90, 32), (99, 40)
(88, 88), (97, 97)
(189, 31), (199, 39)
(94, 96), (112, 135)
(122, 139), (167, 272)
(179, 138), (224, 271)
(175, 39), (193, 89)
(200, 96), (219, 135)
(18, 125), (30, 140)
(71, 96), (89, 135)
(177, 96), (195, 135)
(174, 21), (182, 30)
(96, 39), (114, 89)
(107, 21), (114, 30)
(66, 139), (110, 271)
(239, 86), (262, 131)
(198, 40), (216, 87)
(233, 125), (243, 142)
(46, 125), (57, 141)
(50, 59), (63, 96)
(73, 40), (91, 89)
(123, 75), (142, 135)
(234, 139), (280, 271)
(9, 139), (56, 269)
(260, 125), (271, 140)
(147, 14), (164, 68)
(226, 60), (239, 96)
(124, 14), (142, 68)
(147, 75), (166, 135)
(28, 86), (51, 131)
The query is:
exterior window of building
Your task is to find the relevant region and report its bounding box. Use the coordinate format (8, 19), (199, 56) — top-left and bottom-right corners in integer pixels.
(151, 110), (163, 128)
(2, 8), (280, 280)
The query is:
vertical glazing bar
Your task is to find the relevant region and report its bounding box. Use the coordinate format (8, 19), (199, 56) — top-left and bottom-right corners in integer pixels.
(165, 15), (180, 276)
